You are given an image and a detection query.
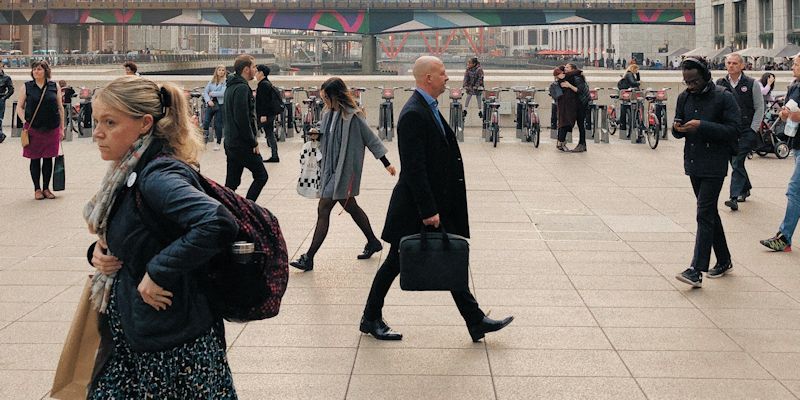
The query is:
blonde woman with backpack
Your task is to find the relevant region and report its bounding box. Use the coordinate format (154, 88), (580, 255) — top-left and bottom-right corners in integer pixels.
(84, 76), (238, 397)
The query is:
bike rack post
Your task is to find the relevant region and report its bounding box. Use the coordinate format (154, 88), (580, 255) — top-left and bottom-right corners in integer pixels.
(515, 101), (525, 139)
(11, 100), (22, 137)
(64, 105), (73, 142)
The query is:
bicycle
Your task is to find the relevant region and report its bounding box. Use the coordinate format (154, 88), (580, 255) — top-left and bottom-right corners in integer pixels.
(512, 86), (532, 140)
(301, 87), (324, 140)
(185, 86), (205, 131)
(350, 87), (367, 108)
(626, 89), (647, 144)
(643, 88), (670, 149)
(376, 86), (402, 141)
(524, 88), (545, 148)
(67, 86), (96, 136)
(603, 88), (620, 136)
(448, 86), (465, 142)
(485, 88), (509, 147)
(276, 86), (302, 140)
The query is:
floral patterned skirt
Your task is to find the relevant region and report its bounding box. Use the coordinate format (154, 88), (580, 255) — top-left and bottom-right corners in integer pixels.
(88, 282), (237, 399)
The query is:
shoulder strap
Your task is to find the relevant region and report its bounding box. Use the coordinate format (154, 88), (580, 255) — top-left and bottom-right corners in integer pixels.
(28, 81), (47, 126)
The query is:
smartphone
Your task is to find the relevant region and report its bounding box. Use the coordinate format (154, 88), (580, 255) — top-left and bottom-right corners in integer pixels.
(673, 118), (683, 126)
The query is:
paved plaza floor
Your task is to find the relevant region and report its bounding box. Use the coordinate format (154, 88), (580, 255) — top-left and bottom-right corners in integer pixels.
(2, 130), (800, 399)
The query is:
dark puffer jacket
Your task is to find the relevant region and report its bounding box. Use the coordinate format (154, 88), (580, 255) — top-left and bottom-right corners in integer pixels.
(223, 73), (258, 154)
(673, 82), (740, 178)
(86, 139), (238, 352)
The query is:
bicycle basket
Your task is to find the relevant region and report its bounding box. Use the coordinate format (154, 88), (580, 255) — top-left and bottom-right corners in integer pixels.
(656, 90), (668, 101)
(382, 88), (395, 99)
(589, 90), (598, 101)
(621, 90), (631, 101)
(450, 88), (463, 99)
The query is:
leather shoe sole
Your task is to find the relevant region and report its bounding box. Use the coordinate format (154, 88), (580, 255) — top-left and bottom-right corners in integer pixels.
(359, 320), (403, 341)
(468, 316), (514, 342)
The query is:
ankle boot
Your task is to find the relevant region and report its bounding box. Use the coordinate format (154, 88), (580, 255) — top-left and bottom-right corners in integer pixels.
(571, 143), (587, 153)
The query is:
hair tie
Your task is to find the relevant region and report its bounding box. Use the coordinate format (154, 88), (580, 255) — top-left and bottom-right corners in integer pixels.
(159, 86), (172, 115)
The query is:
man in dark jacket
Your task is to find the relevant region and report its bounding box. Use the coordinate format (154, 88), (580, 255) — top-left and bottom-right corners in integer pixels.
(673, 56), (740, 287)
(716, 53), (764, 211)
(0, 60), (14, 143)
(361, 56), (513, 342)
(223, 54), (268, 201)
(255, 64), (280, 163)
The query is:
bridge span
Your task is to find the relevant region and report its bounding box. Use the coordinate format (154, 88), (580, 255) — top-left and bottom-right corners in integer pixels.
(1, 0), (695, 34)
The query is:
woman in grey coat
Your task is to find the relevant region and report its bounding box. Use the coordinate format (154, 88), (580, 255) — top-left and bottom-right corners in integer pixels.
(290, 77), (397, 271)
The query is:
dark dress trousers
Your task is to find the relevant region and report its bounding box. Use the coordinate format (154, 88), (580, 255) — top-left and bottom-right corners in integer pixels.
(364, 90), (484, 326)
(673, 82), (740, 271)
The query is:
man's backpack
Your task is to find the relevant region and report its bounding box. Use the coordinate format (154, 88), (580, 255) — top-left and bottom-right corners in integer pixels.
(617, 77), (630, 90)
(266, 83), (284, 117)
(136, 158), (289, 322)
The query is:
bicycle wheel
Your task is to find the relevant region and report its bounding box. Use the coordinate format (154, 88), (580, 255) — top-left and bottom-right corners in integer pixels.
(492, 125), (499, 148)
(646, 124), (659, 149)
(531, 122), (540, 148)
(609, 108), (617, 135)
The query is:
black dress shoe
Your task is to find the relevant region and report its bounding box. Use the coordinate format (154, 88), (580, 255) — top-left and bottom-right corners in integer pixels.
(359, 317), (403, 340)
(290, 253), (313, 271)
(263, 157), (280, 163)
(357, 241), (383, 260)
(0, 133), (6, 143)
(468, 316), (514, 342)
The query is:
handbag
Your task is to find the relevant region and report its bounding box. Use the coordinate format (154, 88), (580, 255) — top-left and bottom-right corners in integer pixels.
(297, 140), (321, 199)
(21, 82), (47, 148)
(399, 225), (470, 292)
(50, 275), (101, 400)
(53, 143), (66, 191)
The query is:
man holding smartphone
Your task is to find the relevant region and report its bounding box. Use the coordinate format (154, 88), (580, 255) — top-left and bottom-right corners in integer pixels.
(673, 57), (740, 288)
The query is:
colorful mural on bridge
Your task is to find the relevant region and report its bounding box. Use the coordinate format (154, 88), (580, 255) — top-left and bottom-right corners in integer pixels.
(0, 8), (694, 33)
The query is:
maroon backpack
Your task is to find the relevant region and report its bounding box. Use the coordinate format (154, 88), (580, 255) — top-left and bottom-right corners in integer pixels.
(135, 159), (289, 323)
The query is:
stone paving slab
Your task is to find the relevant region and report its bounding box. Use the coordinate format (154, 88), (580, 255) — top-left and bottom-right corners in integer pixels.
(1, 130), (800, 399)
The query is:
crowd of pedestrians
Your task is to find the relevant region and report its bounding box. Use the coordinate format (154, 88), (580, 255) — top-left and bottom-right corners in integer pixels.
(6, 50), (800, 395)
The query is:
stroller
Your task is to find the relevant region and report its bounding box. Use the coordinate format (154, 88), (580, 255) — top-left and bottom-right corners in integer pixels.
(752, 96), (792, 159)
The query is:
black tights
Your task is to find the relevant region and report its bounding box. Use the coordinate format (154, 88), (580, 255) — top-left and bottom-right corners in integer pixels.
(30, 158), (53, 190)
(306, 197), (379, 259)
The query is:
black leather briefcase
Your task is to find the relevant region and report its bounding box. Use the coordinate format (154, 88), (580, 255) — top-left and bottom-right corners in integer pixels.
(399, 226), (469, 292)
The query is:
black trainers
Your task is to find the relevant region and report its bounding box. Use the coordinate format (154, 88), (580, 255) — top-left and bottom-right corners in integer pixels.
(760, 232), (791, 252)
(707, 260), (733, 279)
(724, 198), (738, 211)
(462, 110), (467, 118)
(675, 268), (703, 288)
(0, 132), (5, 143)
(290, 253), (314, 271)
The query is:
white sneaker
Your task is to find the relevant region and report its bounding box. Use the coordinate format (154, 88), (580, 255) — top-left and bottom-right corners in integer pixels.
(214, 143), (220, 151)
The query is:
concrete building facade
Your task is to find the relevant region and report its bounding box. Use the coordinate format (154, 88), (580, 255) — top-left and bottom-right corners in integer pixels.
(549, 24), (695, 64)
(695, 0), (796, 50)
(498, 27), (552, 56)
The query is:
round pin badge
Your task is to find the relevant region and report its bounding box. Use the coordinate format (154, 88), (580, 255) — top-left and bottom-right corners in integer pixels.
(126, 172), (137, 188)
(741, 86), (748, 92)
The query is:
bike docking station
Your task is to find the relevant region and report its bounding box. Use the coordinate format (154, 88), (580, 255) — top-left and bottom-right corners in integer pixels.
(589, 88), (610, 144)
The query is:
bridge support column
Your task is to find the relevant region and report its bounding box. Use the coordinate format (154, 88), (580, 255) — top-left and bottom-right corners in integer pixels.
(361, 34), (377, 74)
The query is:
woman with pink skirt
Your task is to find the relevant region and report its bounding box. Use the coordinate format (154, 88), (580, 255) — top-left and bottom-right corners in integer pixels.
(16, 60), (64, 200)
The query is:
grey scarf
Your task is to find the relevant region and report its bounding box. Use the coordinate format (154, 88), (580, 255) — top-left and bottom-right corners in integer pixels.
(83, 133), (155, 312)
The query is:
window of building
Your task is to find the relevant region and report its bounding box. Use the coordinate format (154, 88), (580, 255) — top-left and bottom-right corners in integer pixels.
(528, 30), (538, 46)
(793, 0), (800, 30)
(760, 0), (773, 32)
(734, 1), (747, 33)
(713, 4), (725, 36)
